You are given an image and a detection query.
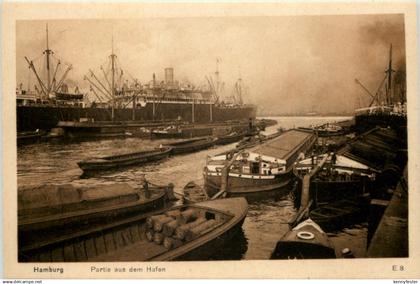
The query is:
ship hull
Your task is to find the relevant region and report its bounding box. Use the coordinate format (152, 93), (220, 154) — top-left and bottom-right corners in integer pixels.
(354, 113), (407, 133)
(17, 103), (257, 131)
(203, 170), (293, 202)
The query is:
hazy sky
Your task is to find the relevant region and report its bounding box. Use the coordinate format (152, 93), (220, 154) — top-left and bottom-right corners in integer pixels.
(16, 14), (405, 114)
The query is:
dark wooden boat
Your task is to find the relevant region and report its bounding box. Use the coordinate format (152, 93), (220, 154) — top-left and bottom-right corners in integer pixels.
(18, 182), (176, 233)
(18, 197), (248, 262)
(271, 218), (336, 259)
(215, 131), (245, 145)
(151, 126), (183, 139)
(294, 153), (376, 204)
(77, 147), (172, 175)
(17, 129), (44, 145)
(298, 123), (348, 137)
(41, 127), (65, 141)
(183, 181), (209, 204)
(165, 137), (216, 155)
(309, 196), (370, 232)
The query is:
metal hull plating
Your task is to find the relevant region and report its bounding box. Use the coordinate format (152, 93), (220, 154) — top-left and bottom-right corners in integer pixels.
(17, 103), (257, 131)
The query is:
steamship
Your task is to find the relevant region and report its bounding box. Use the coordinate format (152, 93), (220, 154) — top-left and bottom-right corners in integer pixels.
(354, 44), (407, 133)
(17, 25), (256, 132)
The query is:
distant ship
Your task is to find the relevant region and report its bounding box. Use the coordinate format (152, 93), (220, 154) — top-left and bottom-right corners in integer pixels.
(17, 25), (256, 132)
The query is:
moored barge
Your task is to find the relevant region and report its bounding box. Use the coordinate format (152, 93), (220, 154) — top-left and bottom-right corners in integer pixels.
(203, 129), (317, 201)
(19, 197), (248, 262)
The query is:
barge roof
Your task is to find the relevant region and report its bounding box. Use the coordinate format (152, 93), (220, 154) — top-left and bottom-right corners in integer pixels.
(250, 129), (314, 160)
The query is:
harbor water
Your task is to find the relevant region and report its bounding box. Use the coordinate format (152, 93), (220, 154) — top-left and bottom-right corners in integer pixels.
(17, 116), (366, 260)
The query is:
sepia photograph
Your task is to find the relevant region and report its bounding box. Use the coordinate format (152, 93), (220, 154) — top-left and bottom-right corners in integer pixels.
(2, 1), (419, 279)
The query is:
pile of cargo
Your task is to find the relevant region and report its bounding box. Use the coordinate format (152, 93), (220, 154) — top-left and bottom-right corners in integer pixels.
(145, 208), (219, 249)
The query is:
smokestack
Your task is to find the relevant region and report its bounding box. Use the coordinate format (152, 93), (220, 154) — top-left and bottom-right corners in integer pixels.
(165, 67), (174, 85)
(152, 73), (156, 87)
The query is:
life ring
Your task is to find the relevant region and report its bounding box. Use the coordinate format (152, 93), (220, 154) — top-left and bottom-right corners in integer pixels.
(297, 231), (315, 240)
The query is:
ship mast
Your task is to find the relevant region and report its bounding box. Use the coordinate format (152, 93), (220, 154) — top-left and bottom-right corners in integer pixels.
(215, 58), (220, 94)
(385, 44), (395, 106)
(110, 35), (116, 121)
(43, 23), (53, 98)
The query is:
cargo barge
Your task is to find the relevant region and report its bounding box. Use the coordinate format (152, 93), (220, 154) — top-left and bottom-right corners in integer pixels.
(203, 129), (317, 201)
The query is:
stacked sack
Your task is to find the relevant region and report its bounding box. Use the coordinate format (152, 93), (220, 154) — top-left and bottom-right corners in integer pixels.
(145, 208), (218, 249)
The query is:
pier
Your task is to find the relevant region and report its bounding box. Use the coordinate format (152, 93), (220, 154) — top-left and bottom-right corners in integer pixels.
(367, 166), (408, 257)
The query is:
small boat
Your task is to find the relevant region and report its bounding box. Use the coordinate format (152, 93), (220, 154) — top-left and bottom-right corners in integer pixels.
(183, 181), (209, 204)
(270, 218), (336, 259)
(309, 196), (370, 232)
(215, 131), (245, 145)
(151, 126), (183, 139)
(17, 129), (44, 145)
(41, 127), (65, 141)
(18, 182), (176, 233)
(77, 147), (172, 175)
(298, 123), (348, 137)
(165, 137), (217, 155)
(19, 197), (248, 262)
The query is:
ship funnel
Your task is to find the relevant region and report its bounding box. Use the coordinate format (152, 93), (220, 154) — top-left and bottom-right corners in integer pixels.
(165, 67), (174, 86)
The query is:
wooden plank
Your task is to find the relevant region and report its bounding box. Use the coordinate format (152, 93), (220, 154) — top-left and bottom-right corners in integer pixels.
(130, 225), (140, 242)
(367, 171), (408, 258)
(104, 232), (116, 252)
(95, 235), (107, 255)
(74, 241), (87, 261)
(63, 244), (76, 262)
(84, 238), (97, 259)
(114, 230), (126, 248)
(38, 250), (51, 262)
(137, 224), (146, 240)
(121, 227), (133, 244)
(51, 247), (64, 262)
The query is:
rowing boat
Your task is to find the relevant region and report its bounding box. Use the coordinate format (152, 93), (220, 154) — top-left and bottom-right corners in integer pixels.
(77, 147), (172, 175)
(309, 196), (370, 232)
(19, 197), (248, 262)
(215, 132), (245, 145)
(183, 181), (209, 204)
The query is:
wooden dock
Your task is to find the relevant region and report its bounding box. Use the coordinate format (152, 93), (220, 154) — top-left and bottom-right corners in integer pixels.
(367, 166), (408, 257)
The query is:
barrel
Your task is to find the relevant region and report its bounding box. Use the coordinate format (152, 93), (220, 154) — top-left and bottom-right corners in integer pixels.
(185, 219), (217, 241)
(181, 208), (198, 223)
(163, 237), (183, 250)
(145, 229), (154, 242)
(163, 219), (185, 237)
(146, 214), (166, 229)
(153, 216), (174, 232)
(165, 210), (182, 220)
(153, 232), (164, 245)
(174, 217), (206, 240)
